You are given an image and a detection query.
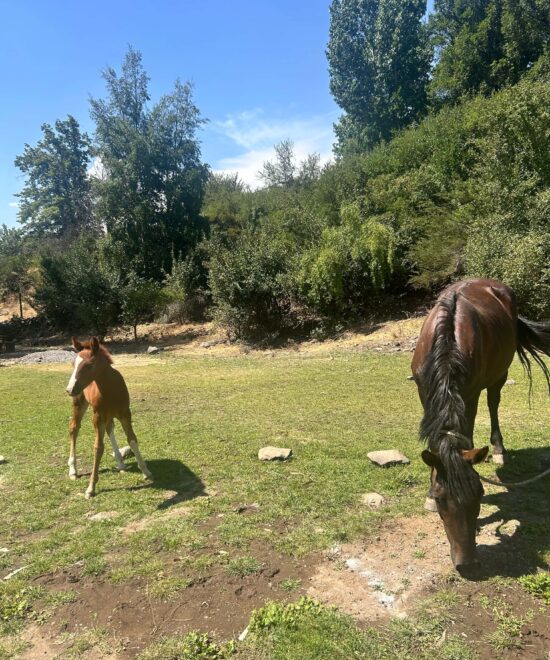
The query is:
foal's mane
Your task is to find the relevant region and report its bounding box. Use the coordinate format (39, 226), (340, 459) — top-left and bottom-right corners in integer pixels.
(78, 340), (113, 364)
(419, 292), (480, 503)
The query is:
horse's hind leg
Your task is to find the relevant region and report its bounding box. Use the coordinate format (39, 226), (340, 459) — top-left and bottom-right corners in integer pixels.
(68, 396), (88, 479)
(487, 374), (508, 464)
(107, 420), (126, 472)
(119, 413), (153, 481)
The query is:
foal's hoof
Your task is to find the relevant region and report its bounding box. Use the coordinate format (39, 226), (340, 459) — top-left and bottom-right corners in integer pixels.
(492, 453), (507, 465)
(85, 490), (96, 500)
(424, 497), (438, 512)
(143, 470), (153, 481)
(69, 474), (78, 481)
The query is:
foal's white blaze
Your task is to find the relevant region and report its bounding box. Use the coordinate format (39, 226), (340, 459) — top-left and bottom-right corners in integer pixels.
(66, 356), (83, 394)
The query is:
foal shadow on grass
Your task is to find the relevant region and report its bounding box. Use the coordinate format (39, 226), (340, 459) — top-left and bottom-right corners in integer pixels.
(102, 458), (207, 509)
(468, 446), (550, 581)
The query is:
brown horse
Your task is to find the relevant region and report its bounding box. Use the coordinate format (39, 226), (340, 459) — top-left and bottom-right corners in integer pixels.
(411, 278), (550, 571)
(66, 337), (153, 498)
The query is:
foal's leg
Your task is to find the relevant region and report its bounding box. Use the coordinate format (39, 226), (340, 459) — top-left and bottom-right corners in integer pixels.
(119, 413), (153, 480)
(86, 413), (106, 499)
(107, 420), (126, 472)
(68, 396), (88, 480)
(487, 374), (508, 464)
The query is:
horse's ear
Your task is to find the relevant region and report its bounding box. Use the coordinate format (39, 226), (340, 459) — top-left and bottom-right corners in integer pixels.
(90, 336), (100, 354)
(72, 337), (83, 352)
(421, 449), (444, 471)
(461, 446), (489, 465)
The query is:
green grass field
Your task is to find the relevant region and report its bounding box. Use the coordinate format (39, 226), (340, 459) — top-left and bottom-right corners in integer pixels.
(0, 349), (549, 658)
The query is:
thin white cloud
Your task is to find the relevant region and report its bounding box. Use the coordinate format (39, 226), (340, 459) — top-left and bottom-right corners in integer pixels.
(8, 202), (18, 208)
(211, 109), (337, 188)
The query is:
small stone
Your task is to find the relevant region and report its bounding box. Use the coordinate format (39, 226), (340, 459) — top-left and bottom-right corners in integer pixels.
(0, 548), (9, 555)
(147, 346), (160, 354)
(85, 511), (119, 522)
(505, 379), (516, 385)
(361, 492), (385, 508)
(0, 456), (6, 464)
(258, 446), (292, 461)
(367, 450), (410, 467)
(238, 627), (249, 642)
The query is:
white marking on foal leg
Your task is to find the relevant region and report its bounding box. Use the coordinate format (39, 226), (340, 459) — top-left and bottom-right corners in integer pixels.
(108, 426), (126, 472)
(68, 456), (77, 479)
(128, 440), (153, 480)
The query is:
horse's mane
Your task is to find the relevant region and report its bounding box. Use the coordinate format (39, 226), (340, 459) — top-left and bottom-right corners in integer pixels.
(78, 340), (113, 364)
(419, 292), (480, 503)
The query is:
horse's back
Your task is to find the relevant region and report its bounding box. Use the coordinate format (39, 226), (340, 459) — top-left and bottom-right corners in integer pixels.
(413, 279), (518, 391)
(84, 367), (131, 418)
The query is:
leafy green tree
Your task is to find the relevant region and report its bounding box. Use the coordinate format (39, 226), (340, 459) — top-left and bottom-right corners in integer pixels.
(90, 46), (210, 281)
(14, 116), (95, 237)
(34, 237), (119, 336)
(327, 0), (431, 152)
(0, 225), (37, 317)
(120, 272), (167, 340)
(258, 141), (321, 189)
(429, 0), (550, 105)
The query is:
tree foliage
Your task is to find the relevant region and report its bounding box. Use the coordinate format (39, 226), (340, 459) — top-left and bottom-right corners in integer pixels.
(328, 0), (431, 152)
(14, 116), (95, 237)
(429, 0), (550, 105)
(90, 47), (209, 281)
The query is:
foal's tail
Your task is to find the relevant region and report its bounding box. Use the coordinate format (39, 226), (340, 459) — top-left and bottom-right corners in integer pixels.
(517, 317), (550, 393)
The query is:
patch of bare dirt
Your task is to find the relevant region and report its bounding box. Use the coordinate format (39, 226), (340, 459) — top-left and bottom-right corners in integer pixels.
(27, 542), (314, 658)
(308, 513), (452, 622)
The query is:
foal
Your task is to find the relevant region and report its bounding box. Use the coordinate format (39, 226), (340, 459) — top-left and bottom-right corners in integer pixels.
(66, 337), (152, 498)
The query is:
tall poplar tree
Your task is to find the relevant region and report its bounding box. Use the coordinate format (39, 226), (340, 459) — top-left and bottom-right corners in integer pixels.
(327, 0), (431, 153)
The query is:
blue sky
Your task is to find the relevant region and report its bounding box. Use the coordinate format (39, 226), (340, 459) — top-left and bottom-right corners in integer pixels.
(0, 0), (433, 228)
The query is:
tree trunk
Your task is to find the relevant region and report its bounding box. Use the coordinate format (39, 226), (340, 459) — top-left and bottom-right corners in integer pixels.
(18, 290), (23, 318)
(133, 324), (138, 342)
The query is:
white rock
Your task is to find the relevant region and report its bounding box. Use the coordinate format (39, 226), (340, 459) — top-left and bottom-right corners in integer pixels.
(147, 346), (160, 354)
(367, 450), (410, 467)
(361, 492), (385, 508)
(505, 379), (516, 385)
(0, 456), (6, 464)
(258, 446), (292, 461)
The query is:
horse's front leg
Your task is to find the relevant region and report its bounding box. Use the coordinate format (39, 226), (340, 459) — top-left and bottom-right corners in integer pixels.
(68, 396), (88, 480)
(86, 413), (106, 499)
(487, 374), (508, 464)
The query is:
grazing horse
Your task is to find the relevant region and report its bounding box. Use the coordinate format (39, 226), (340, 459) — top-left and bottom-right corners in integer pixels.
(66, 337), (153, 498)
(411, 278), (550, 571)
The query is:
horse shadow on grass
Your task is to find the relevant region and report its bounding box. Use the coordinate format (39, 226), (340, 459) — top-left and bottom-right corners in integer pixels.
(100, 458), (207, 509)
(468, 446), (550, 581)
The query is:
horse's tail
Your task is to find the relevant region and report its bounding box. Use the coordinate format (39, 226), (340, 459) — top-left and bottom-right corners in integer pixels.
(517, 317), (550, 394)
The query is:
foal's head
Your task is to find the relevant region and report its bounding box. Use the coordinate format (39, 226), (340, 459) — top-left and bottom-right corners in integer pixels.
(66, 337), (111, 396)
(422, 445), (488, 573)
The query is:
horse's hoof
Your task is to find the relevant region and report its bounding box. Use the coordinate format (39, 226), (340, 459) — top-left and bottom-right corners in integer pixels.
(85, 490), (96, 499)
(69, 474), (78, 481)
(424, 497), (438, 512)
(117, 466), (127, 473)
(492, 453), (507, 465)
(143, 471), (153, 481)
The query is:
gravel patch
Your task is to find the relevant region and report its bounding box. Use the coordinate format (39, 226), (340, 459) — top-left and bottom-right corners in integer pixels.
(15, 350), (74, 365)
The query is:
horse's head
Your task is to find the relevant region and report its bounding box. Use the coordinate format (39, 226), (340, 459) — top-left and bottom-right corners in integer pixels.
(422, 445), (488, 573)
(66, 337), (102, 397)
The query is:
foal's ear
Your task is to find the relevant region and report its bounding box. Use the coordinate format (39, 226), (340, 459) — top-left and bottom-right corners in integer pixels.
(72, 337), (83, 352)
(421, 449), (444, 471)
(90, 336), (100, 354)
(461, 446), (489, 465)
